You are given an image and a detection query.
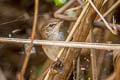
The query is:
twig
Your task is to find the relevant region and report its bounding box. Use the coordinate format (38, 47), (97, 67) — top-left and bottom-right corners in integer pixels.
(76, 56), (80, 80)
(93, 21), (120, 31)
(1, 0), (118, 26)
(98, 0), (120, 21)
(57, 2), (90, 60)
(73, 59), (76, 80)
(88, 0), (117, 35)
(0, 14), (43, 26)
(77, 0), (84, 5)
(102, 0), (108, 7)
(113, 50), (120, 80)
(64, 6), (82, 14)
(82, 0), (120, 56)
(54, 0), (77, 21)
(19, 0), (39, 80)
(53, 0), (108, 79)
(44, 3), (90, 80)
(90, 27), (98, 80)
(0, 37), (120, 52)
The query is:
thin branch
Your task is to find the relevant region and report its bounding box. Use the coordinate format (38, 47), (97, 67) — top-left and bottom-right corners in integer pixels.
(57, 2), (90, 60)
(0, 14), (44, 26)
(0, 18), (24, 26)
(88, 0), (117, 35)
(19, 0), (39, 80)
(93, 21), (120, 31)
(1, 0), (119, 26)
(76, 56), (80, 80)
(98, 0), (120, 21)
(64, 6), (82, 14)
(54, 0), (77, 21)
(90, 27), (98, 80)
(0, 37), (120, 51)
(44, 3), (90, 80)
(77, 0), (84, 5)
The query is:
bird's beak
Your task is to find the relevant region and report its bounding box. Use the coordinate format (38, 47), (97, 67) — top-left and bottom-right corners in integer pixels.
(54, 21), (63, 30)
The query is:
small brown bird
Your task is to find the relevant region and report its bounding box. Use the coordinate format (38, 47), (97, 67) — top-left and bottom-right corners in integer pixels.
(39, 18), (68, 61)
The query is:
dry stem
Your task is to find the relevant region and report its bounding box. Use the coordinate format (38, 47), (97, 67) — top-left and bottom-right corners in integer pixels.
(54, 0), (77, 21)
(19, 0), (39, 80)
(98, 0), (120, 21)
(0, 38), (120, 50)
(44, 3), (90, 80)
(81, 0), (120, 56)
(90, 28), (98, 80)
(88, 0), (117, 35)
(54, 0), (104, 79)
(57, 2), (90, 59)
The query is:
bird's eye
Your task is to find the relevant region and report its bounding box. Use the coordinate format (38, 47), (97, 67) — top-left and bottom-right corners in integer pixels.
(49, 24), (56, 27)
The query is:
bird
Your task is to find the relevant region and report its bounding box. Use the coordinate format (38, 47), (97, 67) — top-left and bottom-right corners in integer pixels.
(38, 18), (68, 61)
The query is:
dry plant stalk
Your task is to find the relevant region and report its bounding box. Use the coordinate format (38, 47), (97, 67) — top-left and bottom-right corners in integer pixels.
(44, 2), (90, 80)
(81, 0), (120, 55)
(53, 0), (103, 80)
(0, 37), (120, 50)
(113, 51), (120, 80)
(97, 1), (117, 79)
(57, 3), (90, 60)
(88, 1), (118, 79)
(98, 0), (120, 21)
(19, 0), (39, 80)
(94, 21), (120, 30)
(54, 0), (77, 21)
(88, 0), (117, 35)
(76, 56), (80, 80)
(90, 28), (98, 80)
